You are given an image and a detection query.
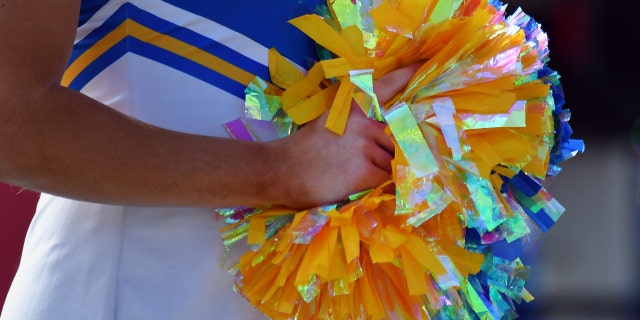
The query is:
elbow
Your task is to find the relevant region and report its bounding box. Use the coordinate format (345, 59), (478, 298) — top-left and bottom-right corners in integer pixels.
(0, 75), (53, 188)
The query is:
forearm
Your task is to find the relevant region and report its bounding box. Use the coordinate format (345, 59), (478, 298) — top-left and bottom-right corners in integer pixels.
(0, 1), (418, 212)
(0, 84), (284, 208)
(0, 1), (286, 208)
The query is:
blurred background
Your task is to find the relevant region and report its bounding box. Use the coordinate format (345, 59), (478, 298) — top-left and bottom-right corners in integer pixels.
(507, 0), (640, 319)
(1, 0), (639, 318)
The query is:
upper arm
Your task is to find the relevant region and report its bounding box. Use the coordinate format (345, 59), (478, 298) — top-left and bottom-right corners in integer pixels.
(0, 0), (81, 87)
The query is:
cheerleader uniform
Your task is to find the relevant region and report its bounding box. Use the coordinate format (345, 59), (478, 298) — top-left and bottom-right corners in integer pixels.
(1, 0), (321, 319)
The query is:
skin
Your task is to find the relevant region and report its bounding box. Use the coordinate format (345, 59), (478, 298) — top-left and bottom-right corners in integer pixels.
(0, 0), (419, 209)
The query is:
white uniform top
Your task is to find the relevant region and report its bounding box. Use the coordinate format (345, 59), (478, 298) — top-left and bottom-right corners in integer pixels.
(2, 0), (321, 319)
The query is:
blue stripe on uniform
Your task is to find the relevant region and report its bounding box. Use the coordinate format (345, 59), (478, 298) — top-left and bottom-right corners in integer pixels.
(67, 39), (129, 90)
(126, 4), (270, 82)
(69, 2), (271, 95)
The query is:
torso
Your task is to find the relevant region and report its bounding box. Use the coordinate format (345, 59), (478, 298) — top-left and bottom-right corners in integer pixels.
(2, 1), (322, 319)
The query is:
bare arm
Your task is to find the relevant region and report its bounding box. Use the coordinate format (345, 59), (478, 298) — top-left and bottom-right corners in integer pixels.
(0, 0), (416, 209)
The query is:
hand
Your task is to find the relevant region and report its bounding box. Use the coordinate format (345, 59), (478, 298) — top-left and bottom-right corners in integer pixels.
(270, 63), (421, 209)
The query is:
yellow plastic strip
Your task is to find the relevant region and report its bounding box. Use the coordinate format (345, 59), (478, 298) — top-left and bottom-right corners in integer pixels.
(340, 25), (366, 56)
(247, 215), (267, 245)
(268, 48), (305, 89)
(285, 83), (339, 125)
(370, 1), (413, 37)
(289, 14), (357, 59)
(399, 247), (429, 295)
(404, 235), (447, 276)
(341, 224), (360, 263)
(325, 79), (355, 135)
(282, 63), (326, 111)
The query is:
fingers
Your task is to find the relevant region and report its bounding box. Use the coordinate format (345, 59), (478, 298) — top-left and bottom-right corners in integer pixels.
(347, 102), (394, 173)
(366, 165), (393, 189)
(373, 62), (422, 103)
(279, 62), (424, 208)
(365, 63), (421, 173)
(369, 145), (394, 174)
(372, 122), (395, 155)
(367, 121), (394, 173)
(348, 108), (395, 174)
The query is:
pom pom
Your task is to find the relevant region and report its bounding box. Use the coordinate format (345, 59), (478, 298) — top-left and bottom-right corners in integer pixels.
(219, 0), (584, 318)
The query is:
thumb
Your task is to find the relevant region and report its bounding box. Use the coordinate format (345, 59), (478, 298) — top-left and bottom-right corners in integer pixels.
(373, 62), (422, 104)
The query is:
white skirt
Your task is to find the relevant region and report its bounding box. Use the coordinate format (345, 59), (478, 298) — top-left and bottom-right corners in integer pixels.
(2, 194), (267, 320)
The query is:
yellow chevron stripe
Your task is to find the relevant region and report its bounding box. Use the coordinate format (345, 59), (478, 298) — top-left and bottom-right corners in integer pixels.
(62, 18), (262, 88)
(128, 20), (257, 86)
(61, 21), (128, 87)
